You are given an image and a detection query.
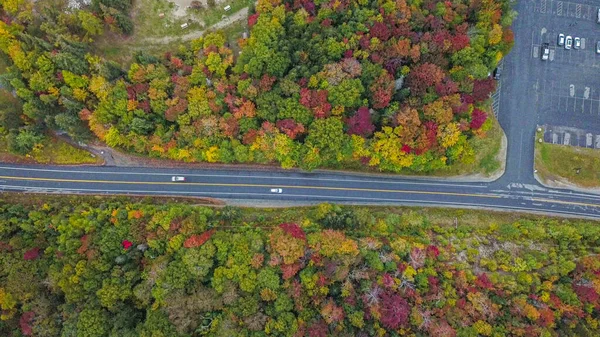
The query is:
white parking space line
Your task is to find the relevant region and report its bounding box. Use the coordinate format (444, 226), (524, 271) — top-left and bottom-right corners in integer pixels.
(542, 0), (547, 13)
(557, 1), (563, 15)
(542, 0), (593, 20)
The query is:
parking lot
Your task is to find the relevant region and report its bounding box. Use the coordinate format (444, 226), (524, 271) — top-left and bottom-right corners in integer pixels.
(543, 124), (600, 148)
(533, 0), (598, 19)
(527, 0), (600, 134)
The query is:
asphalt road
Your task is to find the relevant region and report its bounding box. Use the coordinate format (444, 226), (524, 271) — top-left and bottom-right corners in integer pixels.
(0, 164), (599, 219)
(497, 0), (540, 186)
(1, 0), (600, 219)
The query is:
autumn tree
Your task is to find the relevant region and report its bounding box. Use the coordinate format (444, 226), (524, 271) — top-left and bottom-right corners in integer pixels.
(406, 63), (445, 96)
(346, 107), (375, 137)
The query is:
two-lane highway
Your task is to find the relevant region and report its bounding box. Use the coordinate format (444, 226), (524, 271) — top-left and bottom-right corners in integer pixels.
(1, 164), (599, 219)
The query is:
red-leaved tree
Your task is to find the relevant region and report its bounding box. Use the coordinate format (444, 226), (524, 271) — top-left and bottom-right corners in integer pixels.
(472, 78), (496, 102)
(300, 88), (331, 118)
(370, 73), (395, 109)
(184, 229), (216, 248)
(346, 107), (375, 137)
(279, 223), (306, 240)
(370, 22), (391, 41)
(23, 247), (41, 260)
(573, 284), (599, 304)
(19, 311), (35, 336)
(276, 119), (306, 140)
(470, 108), (487, 130)
(306, 320), (328, 337)
(248, 13), (259, 28)
(406, 63), (445, 96)
(379, 291), (410, 329)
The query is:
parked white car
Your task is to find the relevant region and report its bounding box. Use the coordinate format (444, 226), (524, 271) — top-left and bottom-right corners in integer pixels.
(171, 176), (186, 182)
(557, 33), (565, 46)
(565, 36), (573, 50)
(574, 37), (581, 49)
(270, 188), (283, 193)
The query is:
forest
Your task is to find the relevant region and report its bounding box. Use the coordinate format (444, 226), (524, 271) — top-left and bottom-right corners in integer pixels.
(0, 0), (515, 172)
(0, 197), (599, 336)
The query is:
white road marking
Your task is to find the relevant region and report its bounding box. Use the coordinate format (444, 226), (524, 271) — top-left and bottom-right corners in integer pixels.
(563, 133), (571, 145)
(541, 0), (547, 13)
(570, 84), (575, 97)
(557, 1), (563, 15)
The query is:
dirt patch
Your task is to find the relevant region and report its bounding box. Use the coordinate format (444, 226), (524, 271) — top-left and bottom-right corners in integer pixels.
(142, 6), (248, 44)
(171, 0), (229, 17)
(86, 140), (291, 173)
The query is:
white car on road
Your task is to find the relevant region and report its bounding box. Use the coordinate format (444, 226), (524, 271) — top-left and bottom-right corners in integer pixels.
(171, 176), (186, 182)
(270, 188), (282, 193)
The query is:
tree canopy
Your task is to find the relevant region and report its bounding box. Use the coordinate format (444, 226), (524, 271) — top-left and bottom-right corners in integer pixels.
(0, 198), (599, 336)
(0, 0), (516, 172)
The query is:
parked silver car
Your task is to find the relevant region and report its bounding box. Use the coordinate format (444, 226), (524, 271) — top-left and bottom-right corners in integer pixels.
(596, 41), (600, 54)
(574, 37), (581, 49)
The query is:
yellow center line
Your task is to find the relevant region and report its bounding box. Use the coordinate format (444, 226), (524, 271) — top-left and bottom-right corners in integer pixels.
(531, 197), (600, 209)
(4, 175), (600, 209)
(0, 175), (500, 199)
